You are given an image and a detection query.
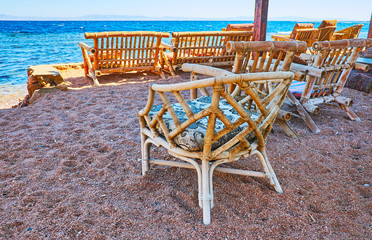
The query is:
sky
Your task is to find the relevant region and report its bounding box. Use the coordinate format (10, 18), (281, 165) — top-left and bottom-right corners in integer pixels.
(1, 0), (371, 21)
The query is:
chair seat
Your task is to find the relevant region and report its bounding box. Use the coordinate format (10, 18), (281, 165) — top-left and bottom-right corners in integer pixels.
(289, 80), (308, 98)
(148, 96), (258, 151)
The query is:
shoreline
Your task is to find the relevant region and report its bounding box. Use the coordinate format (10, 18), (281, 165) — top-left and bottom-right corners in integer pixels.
(0, 83), (27, 109)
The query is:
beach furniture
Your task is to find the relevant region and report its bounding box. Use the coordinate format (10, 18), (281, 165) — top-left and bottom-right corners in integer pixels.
(271, 23), (318, 47)
(183, 41), (308, 138)
(288, 39), (372, 131)
(332, 24), (364, 40)
(272, 20), (337, 48)
(138, 69), (294, 224)
(79, 31), (170, 86)
(160, 31), (253, 76)
(222, 23), (254, 31)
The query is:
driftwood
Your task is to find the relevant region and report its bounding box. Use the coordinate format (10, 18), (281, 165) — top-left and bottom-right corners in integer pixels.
(139, 71), (294, 225)
(79, 31), (170, 86)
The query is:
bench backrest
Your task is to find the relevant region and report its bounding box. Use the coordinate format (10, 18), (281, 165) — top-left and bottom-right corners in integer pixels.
(85, 31), (170, 73)
(170, 31), (253, 68)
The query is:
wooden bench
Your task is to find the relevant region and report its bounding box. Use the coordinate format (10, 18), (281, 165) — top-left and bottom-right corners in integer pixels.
(160, 31), (253, 76)
(79, 31), (170, 86)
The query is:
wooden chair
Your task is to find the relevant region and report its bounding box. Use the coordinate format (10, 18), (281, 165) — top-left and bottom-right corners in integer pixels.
(160, 31), (253, 76)
(183, 41), (309, 137)
(222, 23), (254, 31)
(316, 20), (337, 42)
(271, 23), (317, 47)
(332, 24), (364, 40)
(288, 39), (372, 131)
(138, 71), (294, 225)
(79, 31), (170, 86)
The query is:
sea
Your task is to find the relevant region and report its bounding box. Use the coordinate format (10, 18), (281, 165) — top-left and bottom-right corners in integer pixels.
(0, 20), (369, 106)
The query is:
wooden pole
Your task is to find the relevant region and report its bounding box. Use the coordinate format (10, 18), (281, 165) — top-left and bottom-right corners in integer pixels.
(368, 12), (372, 38)
(253, 0), (269, 41)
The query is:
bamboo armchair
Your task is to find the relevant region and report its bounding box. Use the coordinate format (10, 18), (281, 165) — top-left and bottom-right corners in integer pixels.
(288, 39), (372, 130)
(332, 24), (364, 40)
(316, 20), (337, 42)
(138, 71), (294, 224)
(79, 31), (170, 86)
(222, 23), (254, 31)
(271, 23), (318, 47)
(160, 31), (253, 76)
(183, 41), (309, 137)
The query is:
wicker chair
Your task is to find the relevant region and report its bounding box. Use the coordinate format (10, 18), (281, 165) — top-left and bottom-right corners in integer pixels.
(183, 41), (308, 138)
(79, 31), (170, 86)
(288, 39), (372, 130)
(138, 71), (294, 224)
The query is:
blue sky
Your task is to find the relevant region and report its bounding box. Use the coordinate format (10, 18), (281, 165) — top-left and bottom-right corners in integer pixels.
(1, 0), (371, 20)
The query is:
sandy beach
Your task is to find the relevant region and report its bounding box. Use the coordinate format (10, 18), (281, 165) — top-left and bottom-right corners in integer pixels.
(0, 68), (371, 238)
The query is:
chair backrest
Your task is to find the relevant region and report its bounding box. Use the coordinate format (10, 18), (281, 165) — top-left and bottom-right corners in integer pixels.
(85, 31), (170, 72)
(334, 24), (364, 40)
(293, 28), (320, 47)
(226, 41), (307, 74)
(170, 31), (253, 68)
(289, 23), (315, 39)
(301, 39), (372, 101)
(139, 71), (293, 159)
(318, 20), (337, 28)
(223, 23), (254, 31)
(317, 26), (337, 41)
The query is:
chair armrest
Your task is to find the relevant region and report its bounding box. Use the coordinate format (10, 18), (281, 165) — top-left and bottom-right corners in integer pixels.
(79, 42), (96, 54)
(290, 62), (325, 79)
(182, 63), (234, 77)
(160, 42), (176, 52)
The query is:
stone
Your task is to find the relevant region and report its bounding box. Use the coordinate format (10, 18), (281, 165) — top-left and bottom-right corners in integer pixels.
(27, 65), (64, 97)
(29, 87), (60, 104)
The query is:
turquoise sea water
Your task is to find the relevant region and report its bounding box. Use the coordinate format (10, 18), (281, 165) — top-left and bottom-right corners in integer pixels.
(0, 20), (369, 89)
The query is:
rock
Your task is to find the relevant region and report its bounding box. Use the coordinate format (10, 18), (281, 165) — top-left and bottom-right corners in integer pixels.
(27, 65), (64, 97)
(29, 87), (60, 104)
(57, 84), (69, 91)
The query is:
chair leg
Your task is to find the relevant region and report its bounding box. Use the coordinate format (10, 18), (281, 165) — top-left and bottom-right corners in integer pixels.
(339, 104), (361, 121)
(276, 119), (299, 138)
(141, 134), (150, 176)
(256, 150), (283, 193)
(287, 92), (320, 133)
(201, 160), (212, 225)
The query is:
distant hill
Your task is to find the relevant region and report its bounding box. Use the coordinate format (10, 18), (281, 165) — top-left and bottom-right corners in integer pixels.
(0, 14), (368, 21)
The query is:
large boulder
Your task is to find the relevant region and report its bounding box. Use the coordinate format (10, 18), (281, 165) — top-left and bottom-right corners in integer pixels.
(27, 65), (64, 97)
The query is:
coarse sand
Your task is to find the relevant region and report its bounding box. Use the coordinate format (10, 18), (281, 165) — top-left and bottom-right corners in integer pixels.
(0, 68), (371, 239)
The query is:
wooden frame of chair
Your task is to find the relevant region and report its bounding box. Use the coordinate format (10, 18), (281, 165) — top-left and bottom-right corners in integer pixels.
(183, 41), (311, 137)
(79, 31), (170, 86)
(160, 31), (253, 76)
(332, 24), (364, 40)
(138, 71), (294, 224)
(288, 38), (372, 130)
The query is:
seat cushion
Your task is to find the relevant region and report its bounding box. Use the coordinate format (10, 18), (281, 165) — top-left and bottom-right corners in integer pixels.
(148, 96), (258, 152)
(289, 80), (307, 98)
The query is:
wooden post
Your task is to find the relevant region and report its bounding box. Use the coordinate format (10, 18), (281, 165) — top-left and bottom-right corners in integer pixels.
(368, 12), (372, 38)
(253, 0), (269, 41)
